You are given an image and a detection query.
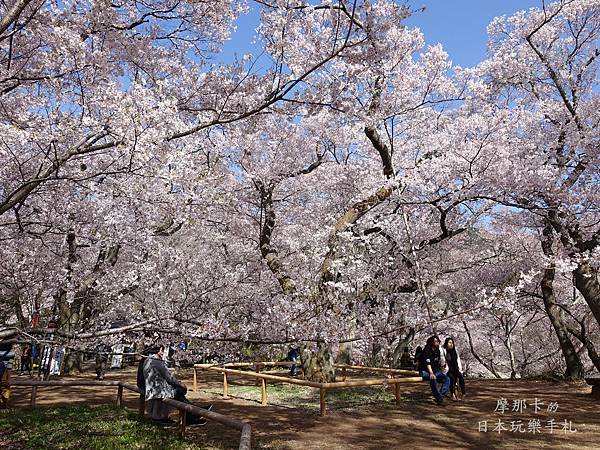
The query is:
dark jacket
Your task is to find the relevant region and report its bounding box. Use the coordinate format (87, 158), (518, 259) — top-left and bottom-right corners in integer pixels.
(419, 345), (442, 373)
(136, 357), (146, 393)
(0, 349), (15, 370)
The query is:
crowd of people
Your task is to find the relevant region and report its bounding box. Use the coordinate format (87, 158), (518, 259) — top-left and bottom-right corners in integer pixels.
(415, 335), (467, 405)
(3, 334), (465, 413)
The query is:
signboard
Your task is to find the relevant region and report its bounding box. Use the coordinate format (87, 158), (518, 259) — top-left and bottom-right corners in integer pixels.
(111, 344), (123, 368)
(49, 347), (65, 375)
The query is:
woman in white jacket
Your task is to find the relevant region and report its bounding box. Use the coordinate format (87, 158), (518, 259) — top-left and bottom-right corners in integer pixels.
(441, 337), (466, 401)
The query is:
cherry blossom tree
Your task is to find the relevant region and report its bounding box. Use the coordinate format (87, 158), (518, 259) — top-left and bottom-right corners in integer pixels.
(1, 0), (598, 381)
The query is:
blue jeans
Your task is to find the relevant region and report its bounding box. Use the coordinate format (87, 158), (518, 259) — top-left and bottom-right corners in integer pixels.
(421, 370), (450, 401)
(289, 358), (300, 376)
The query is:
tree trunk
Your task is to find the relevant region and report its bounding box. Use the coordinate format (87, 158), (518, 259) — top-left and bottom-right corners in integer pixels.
(391, 327), (415, 368)
(336, 343), (352, 365)
(301, 342), (336, 383)
(540, 226), (584, 380)
(462, 320), (502, 378)
(369, 342), (385, 368)
(505, 335), (517, 380)
(62, 351), (84, 374)
(585, 340), (600, 374)
(565, 319), (600, 375)
(573, 261), (600, 328)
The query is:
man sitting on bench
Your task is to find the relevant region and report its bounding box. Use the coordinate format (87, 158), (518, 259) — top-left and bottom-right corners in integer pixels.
(419, 335), (450, 405)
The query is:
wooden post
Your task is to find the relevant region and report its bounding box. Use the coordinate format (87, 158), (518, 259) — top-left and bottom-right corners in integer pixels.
(342, 367), (347, 381)
(30, 386), (37, 407)
(223, 372), (229, 399)
(193, 367), (197, 393)
(116, 385), (123, 406)
(138, 392), (145, 416)
(255, 364), (261, 386)
(240, 424), (252, 450)
(179, 408), (186, 437)
(319, 387), (326, 417)
(261, 379), (267, 406)
(395, 382), (401, 405)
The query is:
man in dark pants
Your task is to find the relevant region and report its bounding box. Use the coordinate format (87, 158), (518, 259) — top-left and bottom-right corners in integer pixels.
(94, 343), (110, 380)
(288, 347), (300, 376)
(20, 344), (32, 376)
(419, 335), (450, 405)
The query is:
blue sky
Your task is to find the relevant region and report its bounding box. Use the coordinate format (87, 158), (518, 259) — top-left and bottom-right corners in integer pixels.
(405, 0), (543, 67)
(219, 0), (544, 68)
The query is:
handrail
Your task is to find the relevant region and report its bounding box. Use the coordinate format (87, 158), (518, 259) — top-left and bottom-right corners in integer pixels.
(199, 366), (421, 388)
(204, 367), (323, 388)
(195, 362), (419, 376)
(163, 398), (252, 449)
(13, 379), (121, 387)
(194, 363), (424, 416)
(196, 362), (294, 368)
(334, 364), (419, 376)
(11, 379), (252, 450)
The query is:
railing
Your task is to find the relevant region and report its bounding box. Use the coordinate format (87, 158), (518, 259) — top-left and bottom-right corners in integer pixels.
(194, 362), (423, 416)
(335, 364), (419, 380)
(11, 379), (252, 450)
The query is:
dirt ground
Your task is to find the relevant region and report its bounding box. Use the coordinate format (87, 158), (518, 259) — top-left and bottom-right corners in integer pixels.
(8, 367), (600, 450)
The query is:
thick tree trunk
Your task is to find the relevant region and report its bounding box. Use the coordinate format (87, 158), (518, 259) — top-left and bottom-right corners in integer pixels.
(391, 327), (415, 368)
(62, 351), (84, 374)
(541, 274), (584, 380)
(369, 342), (385, 368)
(565, 320), (600, 375)
(336, 343), (352, 365)
(585, 340), (600, 374)
(573, 261), (600, 328)
(301, 342), (336, 383)
(540, 226), (584, 380)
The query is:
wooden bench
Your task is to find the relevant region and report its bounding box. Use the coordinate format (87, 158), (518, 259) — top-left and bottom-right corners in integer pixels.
(585, 377), (600, 398)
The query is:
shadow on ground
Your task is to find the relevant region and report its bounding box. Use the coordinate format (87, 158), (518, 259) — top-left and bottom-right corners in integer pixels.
(9, 368), (600, 450)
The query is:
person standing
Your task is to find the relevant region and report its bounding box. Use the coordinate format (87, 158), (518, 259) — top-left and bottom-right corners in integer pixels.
(442, 337), (466, 401)
(20, 344), (32, 376)
(288, 347), (300, 376)
(0, 360), (7, 409)
(419, 335), (450, 405)
(0, 343), (15, 409)
(94, 343), (110, 380)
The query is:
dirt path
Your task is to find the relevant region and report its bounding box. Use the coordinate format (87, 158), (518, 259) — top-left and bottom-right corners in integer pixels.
(9, 368), (600, 449)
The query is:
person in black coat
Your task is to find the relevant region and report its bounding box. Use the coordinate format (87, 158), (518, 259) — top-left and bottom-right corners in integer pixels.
(418, 335), (450, 405)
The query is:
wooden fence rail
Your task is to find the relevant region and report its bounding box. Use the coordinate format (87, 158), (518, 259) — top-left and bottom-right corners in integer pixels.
(194, 363), (423, 416)
(11, 379), (252, 450)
